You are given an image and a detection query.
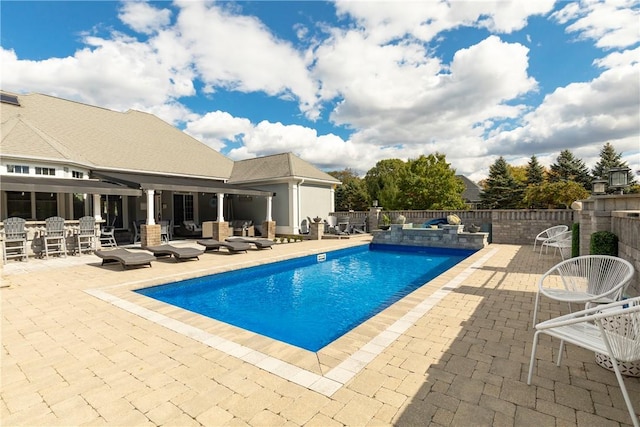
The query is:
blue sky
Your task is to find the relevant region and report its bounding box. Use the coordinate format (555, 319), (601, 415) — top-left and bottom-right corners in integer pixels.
(2, 0), (638, 182)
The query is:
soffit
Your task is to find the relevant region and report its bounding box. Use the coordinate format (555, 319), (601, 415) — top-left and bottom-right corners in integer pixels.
(0, 175), (142, 196)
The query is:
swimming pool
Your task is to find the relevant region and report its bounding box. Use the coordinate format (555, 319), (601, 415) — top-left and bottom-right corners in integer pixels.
(136, 244), (474, 351)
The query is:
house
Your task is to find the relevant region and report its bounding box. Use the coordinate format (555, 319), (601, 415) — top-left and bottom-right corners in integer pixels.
(457, 175), (483, 209)
(0, 91), (339, 238)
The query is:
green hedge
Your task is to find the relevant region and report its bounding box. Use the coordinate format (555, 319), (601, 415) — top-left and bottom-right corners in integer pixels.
(590, 231), (618, 256)
(571, 223), (580, 258)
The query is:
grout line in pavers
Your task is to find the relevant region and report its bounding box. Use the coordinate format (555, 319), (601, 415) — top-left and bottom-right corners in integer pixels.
(85, 246), (498, 397)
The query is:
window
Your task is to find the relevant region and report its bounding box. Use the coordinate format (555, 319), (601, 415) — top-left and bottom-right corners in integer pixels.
(7, 164), (29, 174)
(0, 93), (20, 106)
(35, 192), (57, 220)
(72, 171), (84, 178)
(35, 167), (56, 176)
(5, 192), (31, 218)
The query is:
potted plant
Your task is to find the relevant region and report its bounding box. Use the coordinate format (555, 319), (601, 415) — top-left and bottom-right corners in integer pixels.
(380, 213), (391, 230)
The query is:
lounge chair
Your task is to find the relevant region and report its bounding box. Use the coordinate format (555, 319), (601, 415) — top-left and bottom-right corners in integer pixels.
(145, 244), (203, 261)
(197, 239), (250, 254)
(533, 225), (569, 253)
(226, 236), (275, 249)
(95, 248), (155, 269)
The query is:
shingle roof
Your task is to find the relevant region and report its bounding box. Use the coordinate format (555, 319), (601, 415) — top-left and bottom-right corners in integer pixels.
(1, 92), (234, 179)
(229, 152), (340, 184)
(457, 175), (483, 202)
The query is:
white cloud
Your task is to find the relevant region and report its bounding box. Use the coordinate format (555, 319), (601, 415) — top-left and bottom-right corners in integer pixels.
(173, 0), (321, 119)
(184, 111), (253, 151)
(334, 0), (555, 44)
(552, 0), (640, 49)
(118, 1), (172, 35)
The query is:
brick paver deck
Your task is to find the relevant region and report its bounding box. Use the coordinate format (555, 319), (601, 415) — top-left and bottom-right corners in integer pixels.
(2, 237), (639, 426)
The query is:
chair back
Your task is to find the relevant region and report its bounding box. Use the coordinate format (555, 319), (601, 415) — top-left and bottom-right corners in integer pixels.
(300, 219), (309, 234)
(326, 216), (337, 227)
(596, 298), (640, 363)
(45, 216), (66, 237)
(78, 216), (95, 236)
(3, 217), (27, 240)
(545, 225), (569, 238)
(553, 255), (634, 299)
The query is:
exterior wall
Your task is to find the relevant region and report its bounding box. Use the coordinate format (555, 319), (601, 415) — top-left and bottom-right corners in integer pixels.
(612, 212), (640, 296)
(335, 209), (574, 245)
(300, 183), (333, 226)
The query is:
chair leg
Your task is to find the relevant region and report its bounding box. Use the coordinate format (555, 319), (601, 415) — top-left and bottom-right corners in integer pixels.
(610, 356), (640, 427)
(556, 340), (565, 366)
(527, 330), (541, 384)
(532, 291), (541, 326)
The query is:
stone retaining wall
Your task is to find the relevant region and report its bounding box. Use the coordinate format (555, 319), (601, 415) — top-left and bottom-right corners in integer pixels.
(371, 224), (488, 250)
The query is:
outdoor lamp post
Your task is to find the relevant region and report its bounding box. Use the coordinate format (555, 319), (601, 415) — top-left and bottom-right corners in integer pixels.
(608, 167), (631, 194)
(592, 178), (607, 195)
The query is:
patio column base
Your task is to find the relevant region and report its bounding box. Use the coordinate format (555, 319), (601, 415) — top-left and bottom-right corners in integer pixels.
(262, 221), (276, 240)
(141, 224), (161, 248)
(309, 222), (323, 240)
(203, 221), (231, 241)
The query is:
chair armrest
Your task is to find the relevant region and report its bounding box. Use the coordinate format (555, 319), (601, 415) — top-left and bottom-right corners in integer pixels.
(536, 297), (640, 329)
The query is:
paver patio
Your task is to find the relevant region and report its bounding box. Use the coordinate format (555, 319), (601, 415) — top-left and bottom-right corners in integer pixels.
(2, 237), (639, 426)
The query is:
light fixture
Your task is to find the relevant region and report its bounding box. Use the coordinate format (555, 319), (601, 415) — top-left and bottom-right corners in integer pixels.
(373, 200), (378, 207)
(608, 167), (631, 194)
(592, 179), (607, 195)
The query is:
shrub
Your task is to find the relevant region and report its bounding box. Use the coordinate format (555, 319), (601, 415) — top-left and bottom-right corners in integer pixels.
(571, 223), (580, 258)
(590, 231), (618, 256)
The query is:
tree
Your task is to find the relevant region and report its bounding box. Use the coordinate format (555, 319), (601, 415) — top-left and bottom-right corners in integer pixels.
(592, 142), (637, 191)
(363, 159), (405, 210)
(548, 149), (592, 190)
(526, 155), (545, 185)
(397, 154), (466, 210)
(480, 157), (524, 209)
(508, 165), (528, 186)
(524, 181), (589, 209)
(328, 169), (369, 211)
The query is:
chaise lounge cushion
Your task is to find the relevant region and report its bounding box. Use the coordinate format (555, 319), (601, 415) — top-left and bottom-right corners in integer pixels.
(197, 239), (251, 253)
(95, 248), (155, 269)
(145, 245), (204, 261)
(226, 236), (274, 249)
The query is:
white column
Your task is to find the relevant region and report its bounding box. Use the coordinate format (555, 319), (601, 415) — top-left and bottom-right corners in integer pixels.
(266, 196), (273, 221)
(93, 194), (102, 220)
(330, 186), (336, 213)
(146, 189), (155, 225)
(217, 193), (225, 222)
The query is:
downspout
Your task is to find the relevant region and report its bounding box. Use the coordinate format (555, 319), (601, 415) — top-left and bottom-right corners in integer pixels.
(297, 179), (305, 234)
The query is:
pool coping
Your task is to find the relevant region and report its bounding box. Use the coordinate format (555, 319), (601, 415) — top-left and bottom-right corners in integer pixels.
(85, 244), (499, 397)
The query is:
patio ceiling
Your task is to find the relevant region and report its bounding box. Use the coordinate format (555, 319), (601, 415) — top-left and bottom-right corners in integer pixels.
(92, 171), (275, 197)
(0, 175), (142, 196)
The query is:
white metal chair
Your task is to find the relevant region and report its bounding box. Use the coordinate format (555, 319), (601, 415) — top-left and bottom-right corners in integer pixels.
(76, 216), (96, 255)
(532, 255), (634, 326)
(43, 216), (67, 258)
(300, 218), (310, 234)
(160, 220), (170, 243)
(539, 230), (572, 259)
(533, 225), (569, 253)
(528, 296), (640, 427)
(99, 217), (118, 248)
(1, 217), (28, 263)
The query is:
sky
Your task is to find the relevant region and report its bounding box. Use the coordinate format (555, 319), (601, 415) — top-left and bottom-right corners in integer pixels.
(1, 0), (639, 183)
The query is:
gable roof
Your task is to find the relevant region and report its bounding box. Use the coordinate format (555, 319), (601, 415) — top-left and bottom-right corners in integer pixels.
(457, 175), (483, 202)
(1, 92), (234, 179)
(229, 152), (340, 185)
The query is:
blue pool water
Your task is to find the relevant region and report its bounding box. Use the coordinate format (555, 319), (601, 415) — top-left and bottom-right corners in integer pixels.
(137, 244), (473, 351)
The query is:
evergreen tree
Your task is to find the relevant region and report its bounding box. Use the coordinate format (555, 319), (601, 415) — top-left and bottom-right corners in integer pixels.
(548, 149), (592, 190)
(526, 155), (545, 185)
(480, 157), (524, 209)
(592, 142), (637, 189)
